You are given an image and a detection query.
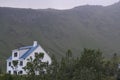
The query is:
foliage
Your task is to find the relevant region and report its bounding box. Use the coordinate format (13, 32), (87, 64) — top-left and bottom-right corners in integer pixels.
(1, 3), (120, 71)
(12, 60), (18, 67)
(1, 49), (119, 80)
(23, 52), (48, 76)
(1, 74), (13, 80)
(0, 67), (2, 74)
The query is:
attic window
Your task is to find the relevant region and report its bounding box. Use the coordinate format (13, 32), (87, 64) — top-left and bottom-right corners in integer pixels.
(14, 52), (17, 57)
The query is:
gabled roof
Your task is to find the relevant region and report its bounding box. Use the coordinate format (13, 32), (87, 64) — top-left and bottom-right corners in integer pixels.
(19, 46), (33, 50)
(20, 45), (39, 59)
(7, 45), (39, 60)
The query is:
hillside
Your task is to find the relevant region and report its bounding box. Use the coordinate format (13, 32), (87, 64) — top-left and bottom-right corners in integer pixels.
(0, 1), (120, 71)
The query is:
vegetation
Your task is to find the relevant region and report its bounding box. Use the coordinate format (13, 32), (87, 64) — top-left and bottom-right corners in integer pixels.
(0, 49), (120, 80)
(1, 0), (120, 72)
(12, 60), (18, 67)
(0, 67), (2, 74)
(23, 52), (48, 75)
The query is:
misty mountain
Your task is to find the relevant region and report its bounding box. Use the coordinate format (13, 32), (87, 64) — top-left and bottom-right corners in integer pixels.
(0, 1), (120, 70)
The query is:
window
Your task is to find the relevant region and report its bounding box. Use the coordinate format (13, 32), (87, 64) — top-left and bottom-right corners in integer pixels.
(9, 62), (11, 66)
(20, 61), (23, 66)
(14, 71), (17, 75)
(35, 52), (38, 57)
(8, 71), (11, 74)
(19, 71), (23, 74)
(14, 52), (17, 57)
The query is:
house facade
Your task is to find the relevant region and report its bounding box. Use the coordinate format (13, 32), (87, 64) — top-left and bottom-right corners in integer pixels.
(6, 41), (51, 75)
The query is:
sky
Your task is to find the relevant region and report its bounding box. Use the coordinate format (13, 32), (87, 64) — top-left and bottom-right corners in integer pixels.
(0, 0), (119, 10)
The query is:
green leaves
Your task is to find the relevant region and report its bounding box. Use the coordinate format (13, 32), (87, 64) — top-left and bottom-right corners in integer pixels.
(12, 60), (18, 67)
(80, 48), (103, 70)
(23, 52), (48, 76)
(18, 49), (118, 80)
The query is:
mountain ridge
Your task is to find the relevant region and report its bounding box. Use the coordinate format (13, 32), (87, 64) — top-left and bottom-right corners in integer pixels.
(0, 1), (120, 71)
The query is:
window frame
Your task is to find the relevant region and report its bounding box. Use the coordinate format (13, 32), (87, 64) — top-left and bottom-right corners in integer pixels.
(9, 62), (11, 66)
(8, 70), (11, 74)
(13, 71), (17, 75)
(14, 52), (18, 57)
(35, 52), (38, 57)
(20, 61), (23, 66)
(19, 71), (23, 74)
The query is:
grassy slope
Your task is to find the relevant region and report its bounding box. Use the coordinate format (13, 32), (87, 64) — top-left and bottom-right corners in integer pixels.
(0, 2), (120, 71)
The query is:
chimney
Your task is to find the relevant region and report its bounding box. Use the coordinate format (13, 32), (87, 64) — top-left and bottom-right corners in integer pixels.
(33, 41), (37, 47)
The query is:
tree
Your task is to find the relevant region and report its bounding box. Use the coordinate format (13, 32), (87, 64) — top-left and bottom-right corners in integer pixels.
(46, 54), (59, 80)
(75, 48), (104, 80)
(2, 74), (13, 80)
(0, 67), (2, 74)
(112, 53), (119, 76)
(23, 52), (48, 80)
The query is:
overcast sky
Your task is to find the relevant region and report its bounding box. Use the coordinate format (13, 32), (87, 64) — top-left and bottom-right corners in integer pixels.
(0, 0), (119, 9)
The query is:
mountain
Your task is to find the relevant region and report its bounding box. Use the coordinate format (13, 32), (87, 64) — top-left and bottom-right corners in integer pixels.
(0, 1), (120, 71)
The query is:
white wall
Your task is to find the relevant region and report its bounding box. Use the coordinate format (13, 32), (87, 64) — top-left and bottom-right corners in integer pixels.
(7, 59), (27, 74)
(7, 45), (51, 75)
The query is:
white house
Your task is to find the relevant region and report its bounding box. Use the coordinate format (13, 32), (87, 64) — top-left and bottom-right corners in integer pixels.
(6, 41), (51, 75)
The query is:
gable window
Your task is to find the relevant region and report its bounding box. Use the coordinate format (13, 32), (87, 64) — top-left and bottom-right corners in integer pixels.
(9, 62), (11, 66)
(14, 52), (17, 57)
(20, 61), (23, 66)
